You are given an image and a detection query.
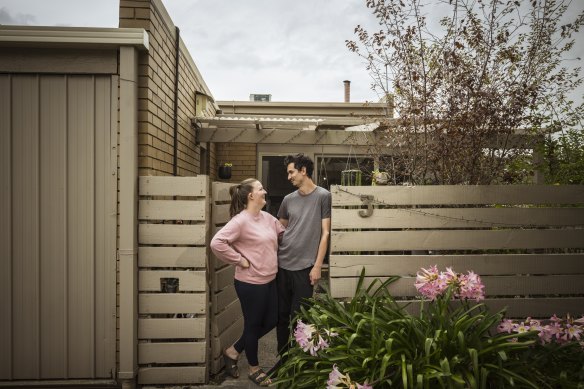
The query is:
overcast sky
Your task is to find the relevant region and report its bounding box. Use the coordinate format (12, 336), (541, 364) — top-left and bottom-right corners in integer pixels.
(1, 0), (583, 105)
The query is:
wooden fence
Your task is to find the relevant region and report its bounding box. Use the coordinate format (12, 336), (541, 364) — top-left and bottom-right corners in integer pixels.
(329, 185), (584, 318)
(137, 176), (209, 385)
(209, 181), (244, 374)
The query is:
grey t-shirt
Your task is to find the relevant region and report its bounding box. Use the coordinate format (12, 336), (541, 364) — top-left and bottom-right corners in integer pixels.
(277, 186), (332, 270)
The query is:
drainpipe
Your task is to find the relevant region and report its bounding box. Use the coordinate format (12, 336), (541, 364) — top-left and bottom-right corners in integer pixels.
(118, 46), (139, 387)
(173, 27), (180, 176)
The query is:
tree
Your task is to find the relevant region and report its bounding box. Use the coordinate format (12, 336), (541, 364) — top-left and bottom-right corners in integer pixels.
(542, 128), (584, 184)
(347, 0), (584, 184)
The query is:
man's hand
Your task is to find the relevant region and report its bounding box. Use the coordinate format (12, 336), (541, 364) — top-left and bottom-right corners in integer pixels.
(309, 265), (322, 286)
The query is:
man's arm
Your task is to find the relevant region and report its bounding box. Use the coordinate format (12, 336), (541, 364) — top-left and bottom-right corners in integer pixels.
(279, 218), (289, 228)
(309, 217), (331, 285)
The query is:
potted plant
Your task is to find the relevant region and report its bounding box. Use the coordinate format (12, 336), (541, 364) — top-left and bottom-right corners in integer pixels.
(218, 162), (232, 179)
(372, 169), (390, 185)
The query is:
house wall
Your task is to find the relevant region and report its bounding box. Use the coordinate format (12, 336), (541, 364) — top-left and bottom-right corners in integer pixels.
(120, 0), (215, 177)
(0, 72), (117, 381)
(215, 143), (258, 183)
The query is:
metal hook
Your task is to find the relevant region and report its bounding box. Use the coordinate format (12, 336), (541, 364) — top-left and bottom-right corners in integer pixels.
(358, 195), (374, 218)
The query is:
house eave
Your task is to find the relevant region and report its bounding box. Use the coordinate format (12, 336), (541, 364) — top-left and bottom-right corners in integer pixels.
(0, 26), (149, 50)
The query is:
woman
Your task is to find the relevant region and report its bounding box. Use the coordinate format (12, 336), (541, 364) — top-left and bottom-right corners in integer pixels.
(210, 178), (285, 387)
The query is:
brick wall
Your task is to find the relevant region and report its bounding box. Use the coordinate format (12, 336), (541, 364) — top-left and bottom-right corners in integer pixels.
(215, 143), (257, 183)
(120, 0), (215, 177)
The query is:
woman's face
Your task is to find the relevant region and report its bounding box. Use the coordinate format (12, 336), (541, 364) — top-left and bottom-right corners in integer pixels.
(249, 180), (267, 208)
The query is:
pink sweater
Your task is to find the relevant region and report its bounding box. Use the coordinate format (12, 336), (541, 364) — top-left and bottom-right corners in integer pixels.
(210, 210), (285, 284)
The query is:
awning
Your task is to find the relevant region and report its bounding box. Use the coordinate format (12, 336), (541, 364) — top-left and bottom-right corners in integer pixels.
(192, 115), (384, 145)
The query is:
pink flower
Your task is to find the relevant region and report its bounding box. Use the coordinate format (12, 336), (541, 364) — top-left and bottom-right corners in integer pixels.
(294, 320), (315, 351)
(538, 325), (554, 344)
(327, 364), (345, 388)
(327, 365), (373, 389)
(514, 322), (530, 333)
(457, 271), (485, 301)
(564, 324), (583, 341)
(497, 319), (515, 333)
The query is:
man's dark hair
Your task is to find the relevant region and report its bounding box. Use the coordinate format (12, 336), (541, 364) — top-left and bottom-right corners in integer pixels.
(284, 153), (314, 178)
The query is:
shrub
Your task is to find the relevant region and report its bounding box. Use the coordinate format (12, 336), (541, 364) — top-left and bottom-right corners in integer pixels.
(275, 268), (583, 388)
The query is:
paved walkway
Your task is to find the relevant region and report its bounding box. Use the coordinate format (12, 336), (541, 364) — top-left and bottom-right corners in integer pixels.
(198, 329), (279, 389)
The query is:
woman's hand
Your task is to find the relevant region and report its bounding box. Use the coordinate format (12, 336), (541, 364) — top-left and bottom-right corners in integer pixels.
(239, 257), (250, 268)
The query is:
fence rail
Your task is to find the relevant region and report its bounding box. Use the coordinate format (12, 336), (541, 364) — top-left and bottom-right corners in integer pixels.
(330, 185), (584, 318)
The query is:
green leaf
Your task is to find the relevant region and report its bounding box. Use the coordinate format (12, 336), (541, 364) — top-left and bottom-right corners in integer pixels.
(424, 338), (433, 356)
(440, 357), (451, 375)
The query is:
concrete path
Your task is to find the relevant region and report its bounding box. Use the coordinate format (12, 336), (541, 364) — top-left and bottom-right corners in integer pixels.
(198, 329), (280, 389)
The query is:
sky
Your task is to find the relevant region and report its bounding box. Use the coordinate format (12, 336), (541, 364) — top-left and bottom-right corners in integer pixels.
(0, 0), (583, 105)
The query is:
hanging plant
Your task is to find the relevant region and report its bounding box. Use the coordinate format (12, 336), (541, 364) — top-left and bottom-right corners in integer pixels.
(341, 169), (362, 186)
(218, 162), (232, 179)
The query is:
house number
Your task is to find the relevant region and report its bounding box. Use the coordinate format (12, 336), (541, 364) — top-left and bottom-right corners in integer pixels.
(359, 195), (374, 218)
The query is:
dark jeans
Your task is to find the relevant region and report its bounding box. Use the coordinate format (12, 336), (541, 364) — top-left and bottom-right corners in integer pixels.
(233, 279), (278, 366)
(276, 266), (314, 355)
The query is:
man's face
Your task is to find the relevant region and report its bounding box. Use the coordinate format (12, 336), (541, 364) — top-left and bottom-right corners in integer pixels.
(287, 162), (304, 188)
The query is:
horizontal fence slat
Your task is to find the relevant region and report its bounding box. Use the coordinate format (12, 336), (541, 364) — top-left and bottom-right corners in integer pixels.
(138, 270), (206, 292)
(213, 265), (234, 292)
(332, 208), (584, 229)
(330, 254), (584, 277)
(397, 297), (584, 319)
(330, 275), (584, 298)
(138, 246), (206, 268)
(212, 300), (242, 336)
(212, 204), (230, 225)
(139, 342), (206, 364)
(138, 366), (206, 384)
(138, 318), (206, 339)
(213, 284), (239, 314)
(139, 176), (207, 197)
(212, 182), (232, 202)
(331, 185), (584, 206)
(331, 229), (584, 252)
(482, 297), (584, 318)
(212, 317), (243, 360)
(139, 200), (205, 221)
(139, 293), (206, 314)
(139, 224), (206, 245)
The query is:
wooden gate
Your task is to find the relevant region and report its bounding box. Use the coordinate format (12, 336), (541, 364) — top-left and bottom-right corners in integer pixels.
(329, 185), (584, 317)
(137, 176), (210, 385)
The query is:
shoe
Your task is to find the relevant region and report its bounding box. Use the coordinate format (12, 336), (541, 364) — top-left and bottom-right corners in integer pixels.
(223, 350), (239, 378)
(248, 368), (271, 387)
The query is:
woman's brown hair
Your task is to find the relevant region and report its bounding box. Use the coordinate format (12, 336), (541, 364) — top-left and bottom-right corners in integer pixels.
(229, 178), (257, 218)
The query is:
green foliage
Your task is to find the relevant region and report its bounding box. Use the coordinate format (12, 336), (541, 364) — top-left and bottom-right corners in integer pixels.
(542, 129), (584, 184)
(275, 275), (582, 388)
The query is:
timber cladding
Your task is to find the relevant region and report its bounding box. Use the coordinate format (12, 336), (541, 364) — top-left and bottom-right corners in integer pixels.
(329, 185), (584, 318)
(209, 181), (244, 374)
(137, 176), (210, 385)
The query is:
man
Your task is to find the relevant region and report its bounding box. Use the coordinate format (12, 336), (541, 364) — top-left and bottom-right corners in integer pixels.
(274, 153), (331, 366)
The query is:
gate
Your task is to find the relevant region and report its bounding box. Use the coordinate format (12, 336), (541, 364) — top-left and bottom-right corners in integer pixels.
(137, 176), (210, 385)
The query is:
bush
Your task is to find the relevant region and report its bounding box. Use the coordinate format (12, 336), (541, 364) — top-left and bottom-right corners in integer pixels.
(275, 268), (584, 388)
